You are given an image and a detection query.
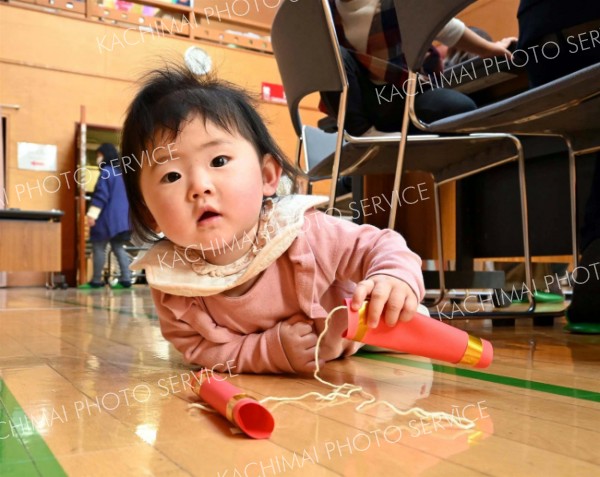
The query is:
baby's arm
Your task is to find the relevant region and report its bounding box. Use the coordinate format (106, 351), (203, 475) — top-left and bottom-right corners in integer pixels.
(306, 211), (425, 329)
(342, 225), (422, 328)
(153, 290), (297, 374)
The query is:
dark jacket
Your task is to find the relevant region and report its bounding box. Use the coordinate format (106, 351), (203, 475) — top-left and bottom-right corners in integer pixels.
(518, 0), (600, 49)
(90, 144), (131, 242)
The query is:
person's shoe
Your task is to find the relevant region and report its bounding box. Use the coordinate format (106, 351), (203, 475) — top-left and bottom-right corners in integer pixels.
(111, 281), (132, 290)
(78, 281), (104, 290)
(565, 238), (600, 334)
(513, 290), (564, 304)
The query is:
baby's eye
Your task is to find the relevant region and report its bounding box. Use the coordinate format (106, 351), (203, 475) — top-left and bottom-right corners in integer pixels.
(161, 171), (181, 183)
(210, 156), (229, 167)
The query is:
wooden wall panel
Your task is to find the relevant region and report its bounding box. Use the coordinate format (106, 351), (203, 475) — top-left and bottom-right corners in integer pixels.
(195, 0), (277, 27)
(459, 0), (520, 40)
(0, 1), (521, 285)
(0, 5), (321, 286)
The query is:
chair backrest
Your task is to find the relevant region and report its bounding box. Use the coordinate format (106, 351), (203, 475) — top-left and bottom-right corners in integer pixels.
(271, 0), (345, 136)
(302, 125), (341, 172)
(393, 0), (477, 71)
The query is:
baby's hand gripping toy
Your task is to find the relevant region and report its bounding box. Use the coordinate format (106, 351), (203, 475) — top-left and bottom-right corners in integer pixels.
(342, 298), (493, 368)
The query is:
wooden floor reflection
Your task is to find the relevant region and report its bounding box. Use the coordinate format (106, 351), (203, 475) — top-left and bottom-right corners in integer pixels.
(0, 287), (599, 476)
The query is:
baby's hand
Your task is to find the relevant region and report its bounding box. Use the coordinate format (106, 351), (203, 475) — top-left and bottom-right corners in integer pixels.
(280, 315), (322, 374)
(351, 275), (418, 329)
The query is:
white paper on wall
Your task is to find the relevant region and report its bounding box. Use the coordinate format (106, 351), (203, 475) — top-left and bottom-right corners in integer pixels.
(17, 142), (57, 172)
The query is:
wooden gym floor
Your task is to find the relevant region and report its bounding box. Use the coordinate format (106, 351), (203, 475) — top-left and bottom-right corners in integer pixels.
(1, 286), (599, 477)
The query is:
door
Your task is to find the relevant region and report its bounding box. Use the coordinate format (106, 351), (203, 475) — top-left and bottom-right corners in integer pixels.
(75, 112), (121, 285)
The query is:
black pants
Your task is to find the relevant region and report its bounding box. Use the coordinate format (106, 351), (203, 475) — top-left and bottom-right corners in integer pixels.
(319, 47), (477, 136)
(522, 32), (600, 251)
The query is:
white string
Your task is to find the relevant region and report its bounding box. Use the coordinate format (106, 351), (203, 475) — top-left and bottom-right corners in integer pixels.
(189, 305), (476, 430)
(260, 306), (475, 430)
(188, 402), (217, 413)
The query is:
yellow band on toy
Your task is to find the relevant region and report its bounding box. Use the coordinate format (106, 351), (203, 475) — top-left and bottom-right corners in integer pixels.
(354, 302), (369, 342)
(226, 393), (253, 423)
(459, 335), (483, 366)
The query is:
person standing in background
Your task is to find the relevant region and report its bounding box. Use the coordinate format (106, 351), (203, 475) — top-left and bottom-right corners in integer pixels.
(79, 143), (133, 290)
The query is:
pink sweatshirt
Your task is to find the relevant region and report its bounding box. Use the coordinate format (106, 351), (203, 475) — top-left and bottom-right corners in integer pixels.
(151, 209), (424, 374)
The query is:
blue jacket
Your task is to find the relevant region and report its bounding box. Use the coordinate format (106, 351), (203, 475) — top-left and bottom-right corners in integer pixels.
(89, 163), (131, 242)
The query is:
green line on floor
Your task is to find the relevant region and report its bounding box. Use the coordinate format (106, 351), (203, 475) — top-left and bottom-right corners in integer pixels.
(0, 379), (67, 477)
(357, 352), (600, 403)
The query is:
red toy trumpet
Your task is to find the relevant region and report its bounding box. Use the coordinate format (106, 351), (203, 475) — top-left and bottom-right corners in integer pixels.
(192, 371), (274, 439)
(342, 299), (493, 368)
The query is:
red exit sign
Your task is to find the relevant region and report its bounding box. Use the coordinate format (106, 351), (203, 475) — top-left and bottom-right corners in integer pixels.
(261, 82), (287, 104)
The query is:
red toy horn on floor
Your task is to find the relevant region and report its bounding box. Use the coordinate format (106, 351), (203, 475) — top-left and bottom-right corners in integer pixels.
(192, 372), (275, 439)
(342, 299), (493, 368)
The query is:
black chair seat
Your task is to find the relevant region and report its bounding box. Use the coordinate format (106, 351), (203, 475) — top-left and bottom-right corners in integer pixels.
(426, 63), (600, 135)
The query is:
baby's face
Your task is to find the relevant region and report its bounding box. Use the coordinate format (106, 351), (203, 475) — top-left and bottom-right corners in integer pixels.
(139, 116), (280, 264)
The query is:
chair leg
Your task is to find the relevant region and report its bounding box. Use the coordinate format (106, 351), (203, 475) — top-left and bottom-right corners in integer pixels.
(327, 87), (350, 214)
(295, 136), (304, 171)
(512, 136), (536, 312)
(564, 137), (579, 270)
(430, 182), (447, 307)
(388, 72), (418, 230)
(294, 137), (309, 194)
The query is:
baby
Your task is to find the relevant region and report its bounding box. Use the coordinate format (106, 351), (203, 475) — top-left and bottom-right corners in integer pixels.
(120, 67), (424, 374)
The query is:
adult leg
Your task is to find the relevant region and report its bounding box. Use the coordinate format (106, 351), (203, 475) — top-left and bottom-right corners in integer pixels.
(524, 32), (600, 88)
(521, 32), (600, 329)
(567, 155), (600, 329)
(412, 88), (477, 124)
(565, 238), (600, 329)
(580, 155), (600, 252)
(109, 235), (132, 286)
(320, 47), (378, 136)
(91, 240), (108, 285)
(367, 86), (477, 132)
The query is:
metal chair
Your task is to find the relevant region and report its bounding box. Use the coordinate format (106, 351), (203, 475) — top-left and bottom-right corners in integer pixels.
(393, 0), (600, 292)
(271, 0), (536, 312)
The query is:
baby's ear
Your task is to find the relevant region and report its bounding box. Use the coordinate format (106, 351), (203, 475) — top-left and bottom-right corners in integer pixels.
(261, 154), (283, 196)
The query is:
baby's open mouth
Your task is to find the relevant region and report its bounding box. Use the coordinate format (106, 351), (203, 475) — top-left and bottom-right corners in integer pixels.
(198, 211), (220, 222)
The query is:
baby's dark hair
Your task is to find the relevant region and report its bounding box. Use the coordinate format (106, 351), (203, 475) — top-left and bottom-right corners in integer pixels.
(120, 65), (300, 243)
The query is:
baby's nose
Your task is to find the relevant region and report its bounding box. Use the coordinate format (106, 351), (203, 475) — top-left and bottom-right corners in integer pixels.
(188, 173), (214, 200)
